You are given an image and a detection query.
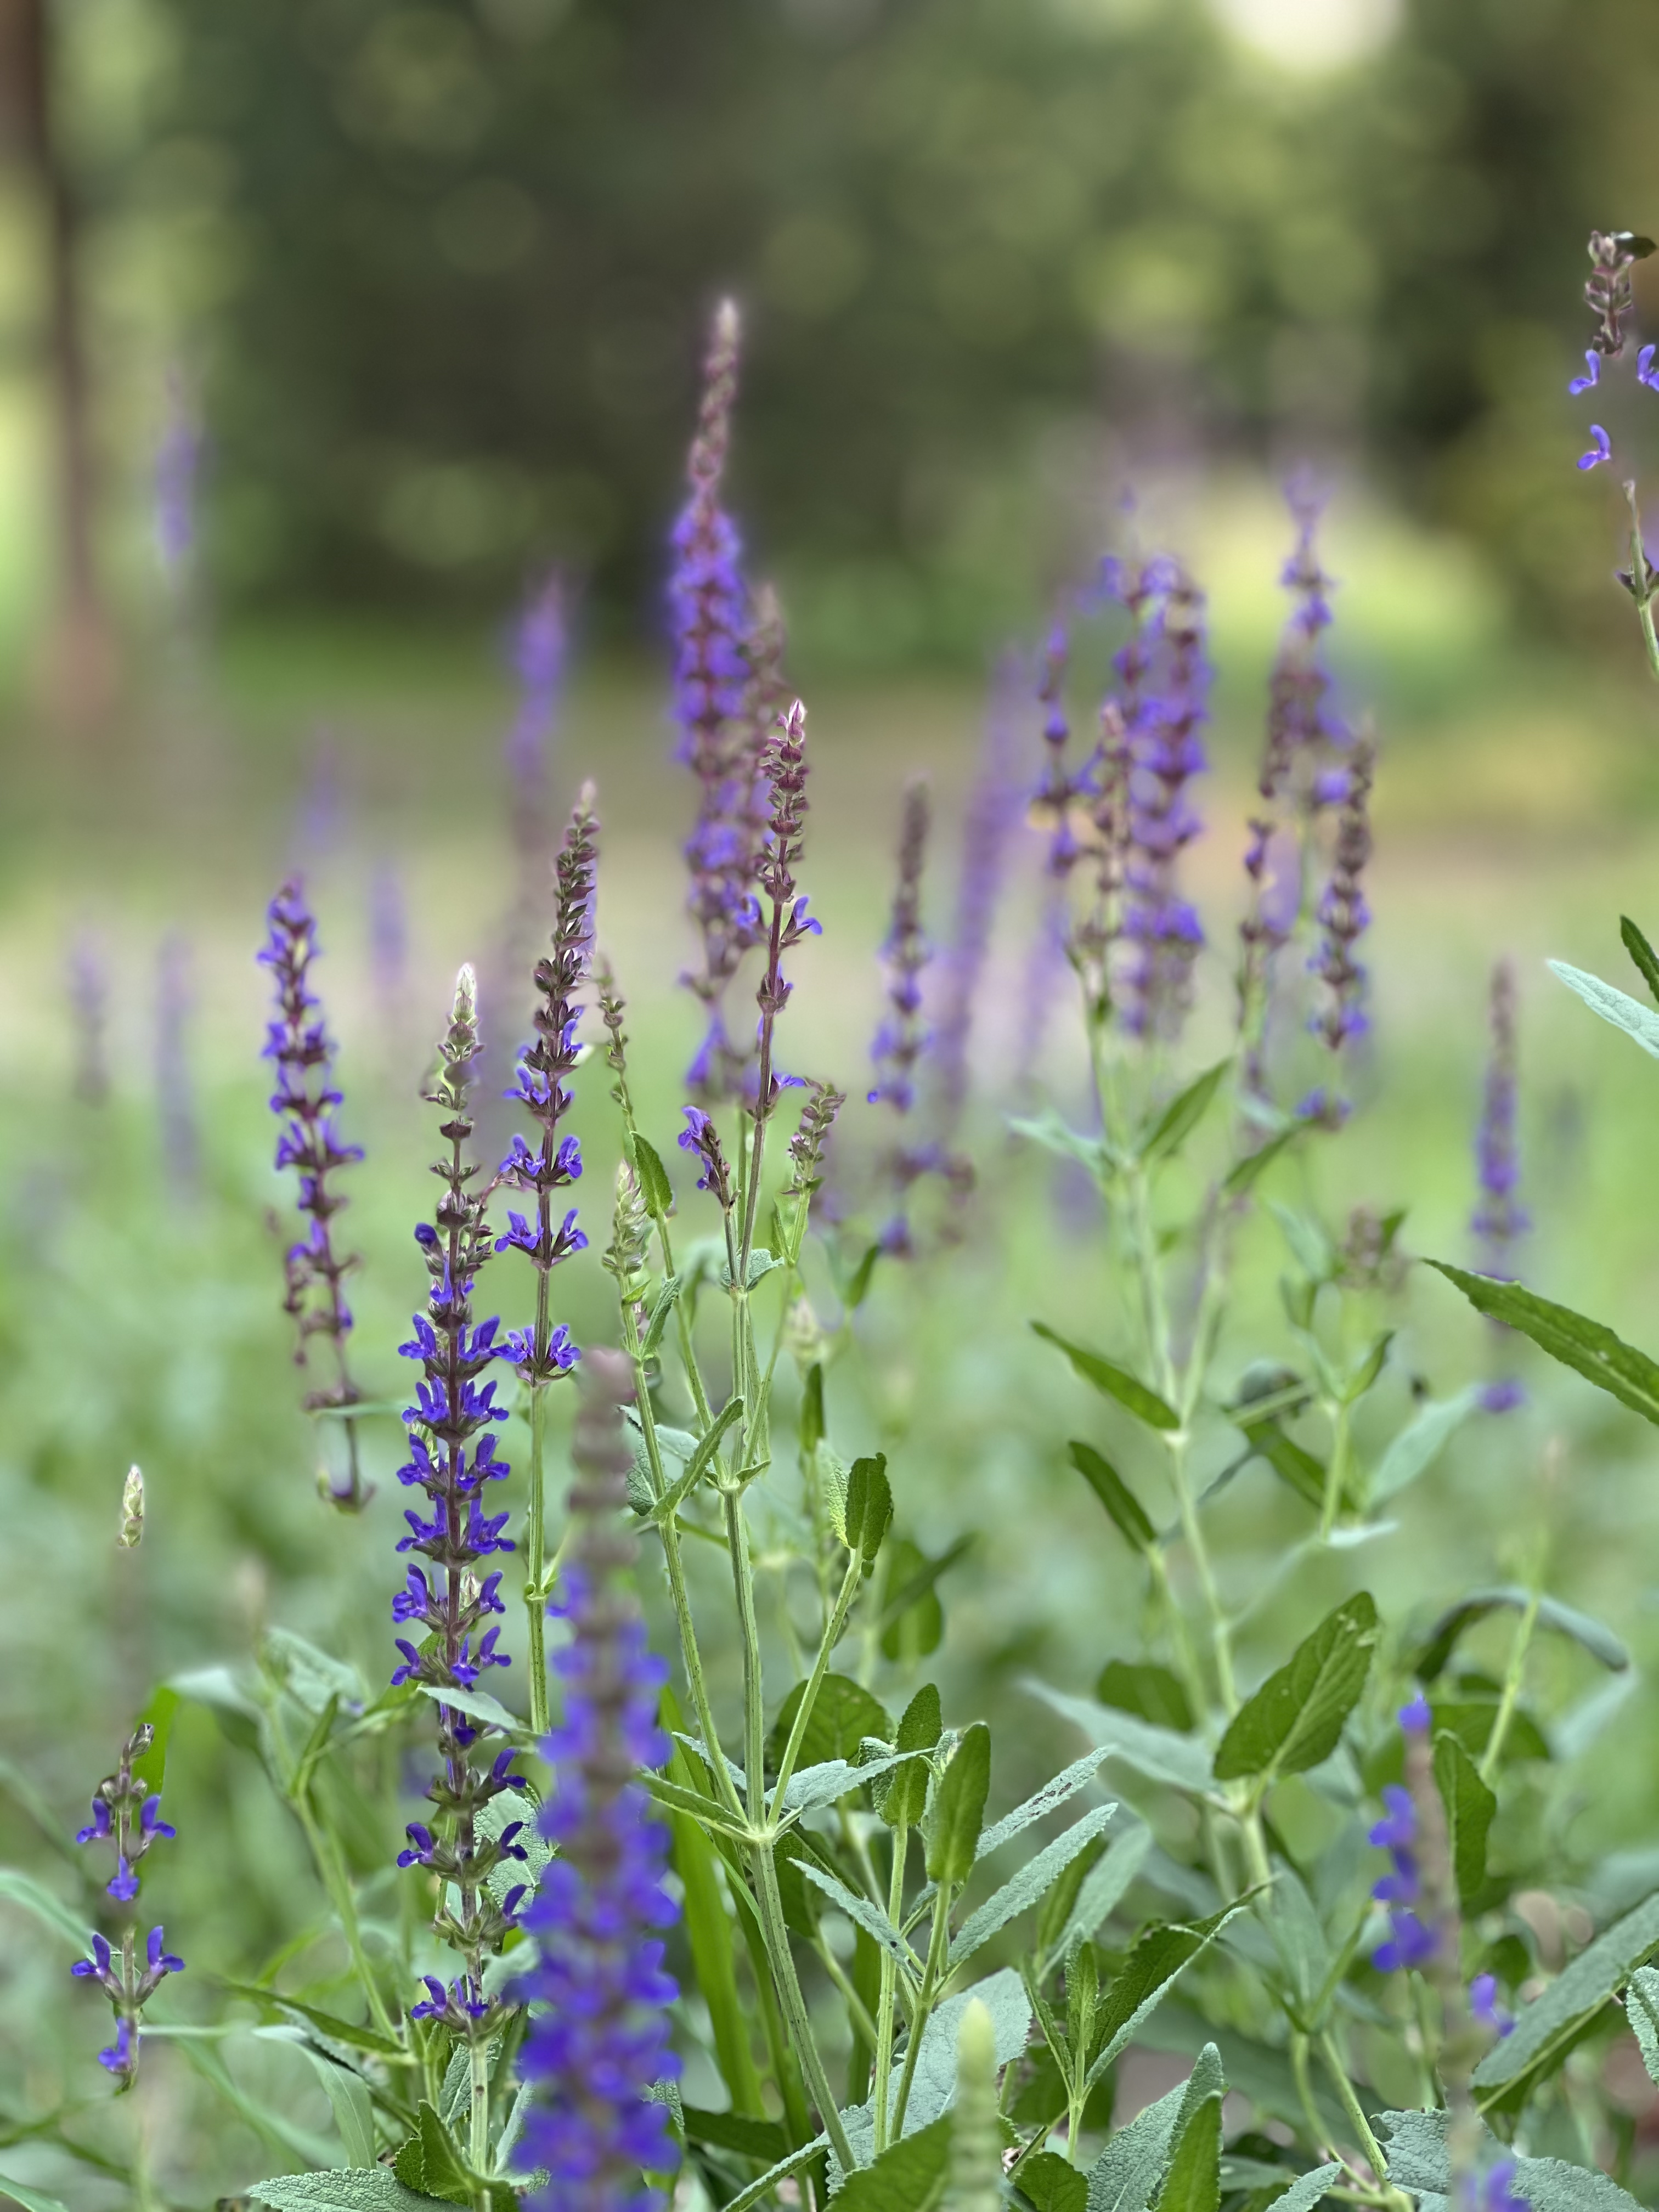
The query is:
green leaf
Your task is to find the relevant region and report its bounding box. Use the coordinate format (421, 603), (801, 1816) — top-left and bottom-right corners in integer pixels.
(721, 2136), (831, 2212)
(416, 1684), (532, 1742)
(1426, 1262), (1659, 1429)
(1472, 1888), (1659, 2104)
(1032, 1323), (1180, 1431)
(1098, 1662), (1193, 1735)
(841, 1970), (1030, 2166)
(177, 2036), (338, 2169)
(844, 1240), (883, 1312)
(1263, 1869), (1331, 2022)
(796, 1861), (919, 1977)
(924, 1723), (991, 1887)
(950, 1806), (1118, 1969)
(128, 1686), (181, 1798)
(1266, 2168), (1341, 2212)
(1234, 1418), (1326, 1512)
(0, 2177), (72, 2212)
(634, 1133), (675, 1218)
(800, 1362), (826, 1454)
(249, 2175), (446, 2212)
(1622, 915), (1659, 1006)
(640, 1274), (684, 1361)
(1009, 1110), (1109, 1176)
(1026, 1683), (1215, 1797)
(0, 1870), (93, 1953)
(1627, 1965), (1659, 2086)
(1377, 2109), (1646, 2212)
(1413, 1586), (1629, 1679)
(1069, 1442), (1156, 1551)
(1141, 1060), (1231, 1165)
(664, 1692), (766, 2117)
(978, 1747), (1113, 1860)
(682, 2106), (788, 2163)
(845, 1454), (893, 1570)
(1087, 1910), (1243, 2086)
(1085, 2069), (1190, 2212)
(879, 1537), (972, 1648)
(264, 1627), (366, 1716)
(1432, 1730), (1497, 1911)
(1053, 1822), (1153, 1961)
(1018, 2148), (1090, 2212)
(291, 2046), (378, 2169)
(1368, 1388), (1483, 1505)
(1153, 2093), (1220, 2212)
(874, 1683), (941, 1829)
(1549, 959), (1659, 1060)
(218, 1985), (403, 2057)
(170, 1663), (264, 1754)
(1221, 1125), (1299, 1197)
(770, 1674), (892, 1774)
(393, 2103), (473, 2206)
(646, 1396), (744, 1523)
(1212, 1594), (1379, 1786)
(835, 2114), (953, 2212)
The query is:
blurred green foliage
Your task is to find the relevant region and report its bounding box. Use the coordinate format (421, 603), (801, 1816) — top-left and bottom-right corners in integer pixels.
(61, 0), (1651, 663)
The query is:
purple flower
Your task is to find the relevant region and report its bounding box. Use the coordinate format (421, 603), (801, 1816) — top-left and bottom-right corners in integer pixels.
(506, 571), (567, 809)
(1398, 1691), (1432, 1735)
(153, 366), (200, 586)
(1480, 1378), (1527, 1414)
(517, 1353), (682, 2212)
(1470, 1973), (1515, 2039)
(258, 878), (368, 1508)
(1472, 958), (1528, 1403)
(1568, 351), (1601, 395)
(70, 1726), (184, 2089)
(1463, 2163), (1529, 2212)
(1578, 425), (1612, 471)
(394, 966), (527, 2029)
(867, 782), (933, 1119)
(1368, 1780), (1438, 1972)
(1640, 343), (1659, 391)
(678, 1105), (735, 1209)
(497, 799), (598, 1387)
(1306, 736), (1376, 1105)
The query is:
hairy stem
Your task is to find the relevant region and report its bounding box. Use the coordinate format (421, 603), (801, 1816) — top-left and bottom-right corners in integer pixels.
(872, 1826), (909, 2154)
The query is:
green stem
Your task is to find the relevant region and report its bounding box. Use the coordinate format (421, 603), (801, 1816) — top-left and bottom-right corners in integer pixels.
(771, 1551), (864, 1808)
(752, 1842), (858, 2171)
(294, 1792), (397, 2039)
(1318, 2027), (1392, 2185)
(872, 1825), (909, 2154)
(891, 1881), (952, 2140)
(469, 2033), (490, 2182)
(1480, 1585), (1541, 1787)
(1319, 1398), (1352, 1544)
(525, 1377), (550, 1736)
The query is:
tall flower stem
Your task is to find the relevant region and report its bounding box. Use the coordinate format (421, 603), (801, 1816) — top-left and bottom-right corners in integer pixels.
(1622, 481), (1659, 682)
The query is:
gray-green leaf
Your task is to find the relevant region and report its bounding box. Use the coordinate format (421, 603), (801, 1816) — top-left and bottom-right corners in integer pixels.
(1472, 1888), (1659, 2099)
(977, 1748), (1113, 1861)
(249, 2174), (446, 2212)
(1432, 1731), (1496, 1910)
(1368, 1388), (1483, 1505)
(1026, 1684), (1215, 1797)
(1627, 1965), (1659, 2086)
(1549, 960), (1659, 1061)
(925, 1722), (991, 1888)
(1054, 1823), (1153, 1961)
(949, 1805), (1116, 1970)
(0, 1868), (94, 1952)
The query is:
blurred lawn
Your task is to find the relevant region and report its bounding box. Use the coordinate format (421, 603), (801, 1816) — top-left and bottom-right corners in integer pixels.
(7, 490), (1659, 2195)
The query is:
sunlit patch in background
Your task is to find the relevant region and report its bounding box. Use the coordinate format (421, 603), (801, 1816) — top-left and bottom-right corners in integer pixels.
(1209, 0), (1402, 71)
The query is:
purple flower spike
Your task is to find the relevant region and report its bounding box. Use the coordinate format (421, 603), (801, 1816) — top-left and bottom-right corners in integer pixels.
(1578, 424), (1613, 471)
(1472, 959), (1528, 1403)
(1640, 344), (1659, 391)
(393, 965), (528, 2033)
(1398, 1691), (1432, 1735)
(518, 1354), (682, 2212)
(70, 1725), (184, 2088)
(1568, 350), (1601, 395)
(259, 876), (369, 1508)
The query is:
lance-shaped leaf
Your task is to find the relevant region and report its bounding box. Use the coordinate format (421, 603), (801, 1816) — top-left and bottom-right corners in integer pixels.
(0, 2179), (71, 2212)
(1153, 2092), (1221, 2212)
(1141, 1060), (1231, 1165)
(1212, 1593), (1378, 1787)
(720, 2136), (831, 2212)
(1622, 916), (1659, 1005)
(1368, 1387), (1482, 1505)
(1550, 959), (1659, 1060)
(873, 1682), (941, 1829)
(1026, 1683), (1215, 1797)
(977, 1747), (1113, 1861)
(1086, 1906), (1243, 2086)
(1432, 1730), (1496, 1910)
(949, 1805), (1116, 1970)
(632, 1132), (675, 1217)
(1031, 1323), (1180, 1432)
(1472, 1888), (1659, 2106)
(839, 1969), (1031, 2170)
(845, 1455), (893, 1570)
(1626, 1965), (1659, 2085)
(1234, 1417), (1326, 1512)
(645, 1396), (743, 1523)
(1413, 1585), (1628, 1680)
(1054, 1822), (1153, 1961)
(1427, 1262), (1659, 1429)
(1069, 1441), (1157, 1551)
(797, 1859), (922, 1978)
(682, 2107), (788, 2164)
(1378, 2108), (1646, 2212)
(0, 1868), (94, 1953)
(925, 1722), (991, 1887)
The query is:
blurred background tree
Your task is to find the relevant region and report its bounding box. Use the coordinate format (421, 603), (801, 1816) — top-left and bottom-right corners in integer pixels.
(1, 0), (1656, 678)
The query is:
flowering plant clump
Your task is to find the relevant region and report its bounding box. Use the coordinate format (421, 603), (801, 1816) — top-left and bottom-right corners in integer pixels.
(22, 236), (1659, 2212)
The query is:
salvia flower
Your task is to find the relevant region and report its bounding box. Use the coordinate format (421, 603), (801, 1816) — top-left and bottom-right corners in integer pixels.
(1460, 2164), (1530, 2212)
(393, 966), (528, 2038)
(507, 571), (567, 813)
(68, 928), (110, 1105)
(1118, 561), (1210, 1039)
(1472, 960), (1528, 1417)
(1306, 732), (1376, 1115)
(518, 1351), (681, 2212)
(1578, 425), (1612, 472)
(1369, 1695), (1439, 1974)
(70, 1726), (183, 2090)
(672, 301), (768, 1095)
(496, 793), (599, 1385)
(747, 699), (821, 1125)
(932, 657), (1024, 1124)
(1470, 1973), (1515, 2040)
(258, 877), (369, 1509)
